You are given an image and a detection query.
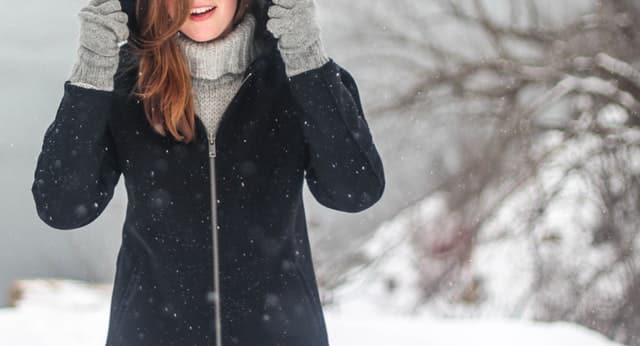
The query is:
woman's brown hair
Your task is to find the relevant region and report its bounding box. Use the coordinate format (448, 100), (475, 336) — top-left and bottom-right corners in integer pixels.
(128, 0), (254, 143)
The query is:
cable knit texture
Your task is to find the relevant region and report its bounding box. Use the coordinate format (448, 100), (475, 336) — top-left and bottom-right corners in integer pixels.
(176, 13), (257, 140)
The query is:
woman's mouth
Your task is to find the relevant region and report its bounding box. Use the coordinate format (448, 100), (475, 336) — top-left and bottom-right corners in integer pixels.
(190, 6), (216, 21)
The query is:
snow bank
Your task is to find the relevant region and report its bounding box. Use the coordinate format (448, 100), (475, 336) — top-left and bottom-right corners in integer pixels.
(0, 278), (626, 346)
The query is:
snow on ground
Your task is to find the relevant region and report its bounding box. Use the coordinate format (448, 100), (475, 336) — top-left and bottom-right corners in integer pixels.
(326, 306), (624, 346)
(0, 279), (626, 346)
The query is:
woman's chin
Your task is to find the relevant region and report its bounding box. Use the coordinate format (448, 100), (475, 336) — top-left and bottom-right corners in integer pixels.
(180, 30), (222, 43)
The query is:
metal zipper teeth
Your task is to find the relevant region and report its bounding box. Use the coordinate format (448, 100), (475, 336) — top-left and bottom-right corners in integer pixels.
(206, 70), (253, 346)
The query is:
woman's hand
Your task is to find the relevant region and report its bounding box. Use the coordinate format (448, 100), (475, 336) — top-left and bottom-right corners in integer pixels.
(266, 0), (330, 78)
(78, 0), (129, 56)
(68, 0), (129, 91)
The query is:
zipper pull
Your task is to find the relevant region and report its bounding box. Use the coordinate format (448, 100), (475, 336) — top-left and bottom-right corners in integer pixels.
(208, 134), (216, 158)
(206, 71), (252, 159)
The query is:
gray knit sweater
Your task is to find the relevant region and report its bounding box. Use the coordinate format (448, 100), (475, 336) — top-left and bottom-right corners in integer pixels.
(176, 13), (258, 140)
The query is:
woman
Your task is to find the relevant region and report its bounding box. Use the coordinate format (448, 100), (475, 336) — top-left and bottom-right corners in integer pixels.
(31, 0), (385, 345)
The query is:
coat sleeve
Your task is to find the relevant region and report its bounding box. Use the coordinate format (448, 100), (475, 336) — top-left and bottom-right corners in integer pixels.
(288, 58), (386, 213)
(31, 81), (122, 230)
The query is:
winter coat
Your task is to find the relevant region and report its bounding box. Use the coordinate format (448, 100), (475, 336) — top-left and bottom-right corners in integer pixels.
(30, 0), (385, 345)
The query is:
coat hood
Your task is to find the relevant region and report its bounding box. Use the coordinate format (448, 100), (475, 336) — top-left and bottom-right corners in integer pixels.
(118, 0), (277, 58)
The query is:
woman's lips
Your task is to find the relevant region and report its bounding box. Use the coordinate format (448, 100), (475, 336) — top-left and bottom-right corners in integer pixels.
(190, 6), (216, 22)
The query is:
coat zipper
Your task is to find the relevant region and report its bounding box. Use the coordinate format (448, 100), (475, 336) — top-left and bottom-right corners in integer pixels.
(206, 70), (253, 346)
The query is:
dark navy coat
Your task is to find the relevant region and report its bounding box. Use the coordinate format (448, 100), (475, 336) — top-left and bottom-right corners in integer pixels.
(30, 0), (385, 345)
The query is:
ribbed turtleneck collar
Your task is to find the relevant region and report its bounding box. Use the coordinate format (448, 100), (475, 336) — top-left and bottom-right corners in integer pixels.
(176, 13), (257, 81)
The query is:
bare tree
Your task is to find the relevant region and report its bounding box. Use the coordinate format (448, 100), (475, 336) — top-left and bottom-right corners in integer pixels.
(324, 1), (640, 344)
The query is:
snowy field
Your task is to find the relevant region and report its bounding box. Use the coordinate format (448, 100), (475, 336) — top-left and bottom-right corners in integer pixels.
(0, 279), (625, 346)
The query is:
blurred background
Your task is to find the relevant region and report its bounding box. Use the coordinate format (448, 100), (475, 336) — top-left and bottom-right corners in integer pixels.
(3, 0), (640, 345)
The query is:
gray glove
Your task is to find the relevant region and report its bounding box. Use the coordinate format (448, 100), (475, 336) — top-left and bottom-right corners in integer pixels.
(68, 0), (129, 91)
(266, 0), (330, 78)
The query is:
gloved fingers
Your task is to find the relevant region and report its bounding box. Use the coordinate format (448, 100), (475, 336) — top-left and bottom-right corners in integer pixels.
(78, 11), (129, 40)
(266, 8), (309, 35)
(104, 11), (130, 39)
(77, 10), (129, 56)
(271, 0), (297, 10)
(83, 0), (123, 16)
(267, 4), (290, 18)
(266, 17), (287, 38)
(78, 24), (118, 56)
(106, 10), (128, 24)
(278, 26), (320, 50)
(80, 4), (128, 25)
(270, 0), (315, 14)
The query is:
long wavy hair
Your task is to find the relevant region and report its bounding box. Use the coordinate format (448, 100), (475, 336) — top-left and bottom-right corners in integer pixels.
(127, 0), (254, 143)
